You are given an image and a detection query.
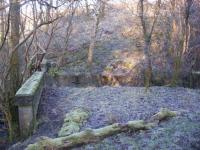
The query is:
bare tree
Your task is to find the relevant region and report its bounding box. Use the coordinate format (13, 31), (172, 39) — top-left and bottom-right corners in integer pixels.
(9, 0), (21, 94)
(137, 0), (161, 87)
(167, 0), (194, 85)
(45, 0), (53, 32)
(182, 0), (194, 55)
(0, 0), (70, 140)
(88, 0), (106, 65)
(85, 0), (90, 16)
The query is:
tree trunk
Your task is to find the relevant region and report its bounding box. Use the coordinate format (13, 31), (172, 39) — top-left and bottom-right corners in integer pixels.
(9, 0), (20, 95)
(45, 0), (52, 32)
(182, 0), (193, 56)
(170, 0), (180, 86)
(144, 41), (152, 88)
(0, 0), (4, 43)
(88, 42), (94, 65)
(8, 0), (21, 141)
(85, 0), (90, 16)
(88, 14), (100, 66)
(138, 0), (161, 88)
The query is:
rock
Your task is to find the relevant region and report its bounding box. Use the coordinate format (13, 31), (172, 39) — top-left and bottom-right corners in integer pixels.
(58, 108), (89, 137)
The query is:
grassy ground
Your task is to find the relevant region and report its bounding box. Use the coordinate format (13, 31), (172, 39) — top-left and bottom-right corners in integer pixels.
(9, 87), (200, 150)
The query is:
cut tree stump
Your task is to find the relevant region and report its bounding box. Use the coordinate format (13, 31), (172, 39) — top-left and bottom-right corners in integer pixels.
(26, 108), (177, 150)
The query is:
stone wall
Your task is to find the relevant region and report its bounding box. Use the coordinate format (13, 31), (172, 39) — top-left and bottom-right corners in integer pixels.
(46, 72), (101, 87)
(15, 71), (45, 137)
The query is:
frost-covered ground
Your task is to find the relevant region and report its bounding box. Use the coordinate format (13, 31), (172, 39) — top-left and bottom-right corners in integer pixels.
(10, 86), (200, 150)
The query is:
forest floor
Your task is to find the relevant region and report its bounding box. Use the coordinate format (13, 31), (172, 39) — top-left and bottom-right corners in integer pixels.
(8, 4), (200, 150)
(10, 86), (200, 150)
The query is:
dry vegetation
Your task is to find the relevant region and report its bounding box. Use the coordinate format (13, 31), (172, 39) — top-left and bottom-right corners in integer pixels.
(0, 0), (200, 149)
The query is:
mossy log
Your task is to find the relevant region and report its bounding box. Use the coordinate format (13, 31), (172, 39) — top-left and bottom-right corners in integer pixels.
(26, 108), (177, 150)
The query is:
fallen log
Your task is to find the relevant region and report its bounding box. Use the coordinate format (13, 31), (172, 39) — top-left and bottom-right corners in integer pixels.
(26, 108), (177, 150)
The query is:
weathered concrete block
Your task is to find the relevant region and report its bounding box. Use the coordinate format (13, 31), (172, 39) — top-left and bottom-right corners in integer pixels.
(41, 59), (49, 72)
(15, 71), (44, 137)
(46, 72), (101, 87)
(18, 106), (33, 135)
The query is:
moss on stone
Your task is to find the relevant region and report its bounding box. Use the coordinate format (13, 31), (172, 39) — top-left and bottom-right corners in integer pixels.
(48, 67), (61, 77)
(16, 71), (44, 97)
(58, 108), (89, 137)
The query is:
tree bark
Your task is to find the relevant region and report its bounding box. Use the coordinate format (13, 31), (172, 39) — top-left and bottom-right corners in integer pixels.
(0, 0), (4, 43)
(9, 0), (21, 94)
(87, 14), (100, 65)
(7, 0), (21, 141)
(144, 40), (152, 88)
(45, 0), (53, 32)
(182, 0), (193, 56)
